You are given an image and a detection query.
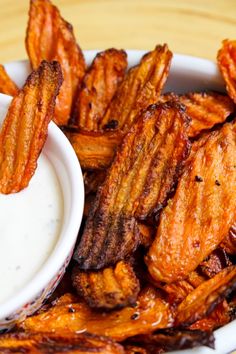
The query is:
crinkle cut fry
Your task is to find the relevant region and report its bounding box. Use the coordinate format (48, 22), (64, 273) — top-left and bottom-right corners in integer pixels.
(0, 60), (62, 194)
(146, 121), (236, 283)
(74, 102), (190, 270)
(175, 266), (236, 327)
(64, 127), (124, 169)
(0, 64), (18, 96)
(217, 39), (236, 104)
(0, 332), (124, 354)
(20, 287), (173, 341)
(160, 91), (235, 137)
(72, 261), (140, 310)
(73, 48), (127, 130)
(100, 44), (172, 131)
(26, 0), (86, 125)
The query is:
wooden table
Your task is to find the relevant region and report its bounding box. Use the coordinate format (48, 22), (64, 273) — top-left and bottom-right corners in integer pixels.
(0, 0), (235, 63)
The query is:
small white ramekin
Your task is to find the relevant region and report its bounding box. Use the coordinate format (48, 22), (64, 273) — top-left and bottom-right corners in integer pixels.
(0, 93), (84, 331)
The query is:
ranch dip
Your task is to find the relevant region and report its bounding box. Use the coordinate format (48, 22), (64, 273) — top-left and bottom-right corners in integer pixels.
(0, 154), (63, 305)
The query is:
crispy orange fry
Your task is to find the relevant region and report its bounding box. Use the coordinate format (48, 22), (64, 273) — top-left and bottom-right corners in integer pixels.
(159, 270), (206, 305)
(20, 287), (173, 341)
(189, 300), (231, 331)
(217, 39), (236, 104)
(64, 128), (123, 169)
(0, 332), (124, 354)
(181, 92), (234, 137)
(162, 249), (231, 307)
(147, 121), (236, 283)
(0, 60), (62, 194)
(73, 49), (127, 130)
(175, 266), (236, 326)
(26, 0), (86, 125)
(160, 91), (235, 137)
(162, 280), (195, 306)
(100, 44), (172, 131)
(72, 261), (140, 309)
(186, 271), (206, 288)
(74, 102), (190, 270)
(0, 64), (18, 96)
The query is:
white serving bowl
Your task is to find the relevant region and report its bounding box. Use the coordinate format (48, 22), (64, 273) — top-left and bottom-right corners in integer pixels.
(0, 93), (84, 330)
(2, 51), (236, 353)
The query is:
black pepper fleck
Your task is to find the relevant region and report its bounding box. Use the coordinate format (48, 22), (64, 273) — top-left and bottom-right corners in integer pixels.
(215, 180), (221, 186)
(195, 175), (203, 182)
(130, 313), (139, 320)
(68, 307), (75, 313)
(103, 120), (118, 130)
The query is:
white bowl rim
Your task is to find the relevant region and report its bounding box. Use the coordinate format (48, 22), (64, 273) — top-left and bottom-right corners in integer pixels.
(4, 50), (222, 81)
(0, 108), (84, 319)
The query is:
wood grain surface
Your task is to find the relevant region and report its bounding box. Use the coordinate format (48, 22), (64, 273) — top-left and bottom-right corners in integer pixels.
(0, 0), (235, 63)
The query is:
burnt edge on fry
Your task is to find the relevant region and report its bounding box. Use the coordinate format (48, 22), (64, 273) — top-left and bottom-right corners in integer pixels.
(0, 60), (62, 194)
(198, 248), (232, 278)
(84, 170), (107, 195)
(73, 48), (127, 130)
(73, 101), (190, 270)
(72, 261), (140, 310)
(160, 91), (235, 137)
(0, 331), (124, 354)
(220, 223), (236, 255)
(126, 328), (215, 352)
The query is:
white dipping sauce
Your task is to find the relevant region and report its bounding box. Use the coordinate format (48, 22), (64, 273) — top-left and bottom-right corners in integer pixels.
(0, 154), (63, 305)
